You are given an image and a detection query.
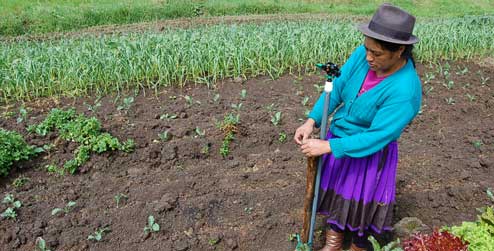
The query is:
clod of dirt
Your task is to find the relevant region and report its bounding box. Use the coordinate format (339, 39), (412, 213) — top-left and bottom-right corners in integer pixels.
(393, 217), (431, 240)
(173, 240), (189, 251)
(225, 238), (238, 250)
(153, 193), (179, 213)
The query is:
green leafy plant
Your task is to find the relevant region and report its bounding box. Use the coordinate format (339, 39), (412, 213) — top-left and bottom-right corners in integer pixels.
(278, 131), (287, 143)
(217, 113), (239, 157)
(201, 144), (210, 155)
(240, 89), (247, 99)
(117, 96), (134, 111)
(114, 193), (128, 208)
(51, 201), (76, 216)
(17, 107), (28, 124)
(301, 96), (309, 106)
(144, 215), (160, 234)
(208, 237), (220, 246)
(30, 108), (134, 174)
(159, 113), (177, 120)
(184, 95), (193, 107)
(231, 103), (242, 112)
(465, 93), (476, 102)
(195, 127), (205, 137)
(36, 237), (51, 251)
(369, 236), (403, 251)
(0, 128), (43, 177)
(271, 111), (282, 126)
(159, 130), (170, 142)
(45, 164), (65, 176)
(88, 227), (111, 242)
(1, 194), (22, 220)
(213, 94), (220, 103)
(84, 100), (102, 112)
(314, 84), (324, 93)
(445, 97), (455, 105)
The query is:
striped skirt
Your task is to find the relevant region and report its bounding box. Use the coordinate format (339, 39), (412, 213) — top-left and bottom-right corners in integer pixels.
(317, 131), (398, 236)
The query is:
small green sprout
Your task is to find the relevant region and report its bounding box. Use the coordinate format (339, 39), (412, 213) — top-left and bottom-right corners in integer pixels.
(201, 144), (210, 155)
(213, 94), (220, 103)
(36, 237), (51, 251)
(465, 93), (476, 102)
(46, 164), (65, 176)
(278, 131), (287, 143)
(271, 111), (282, 126)
(159, 130), (170, 142)
(17, 107), (28, 124)
(159, 113), (177, 120)
(144, 215), (160, 234)
(52, 201), (76, 216)
(195, 127), (205, 137)
(114, 193), (128, 208)
(184, 95), (193, 107)
(301, 96), (309, 106)
(117, 96), (134, 111)
(472, 140), (482, 149)
(1, 194), (22, 220)
(88, 227), (111, 242)
(240, 89), (247, 99)
(445, 97), (455, 105)
(208, 238), (220, 246)
(231, 103), (242, 112)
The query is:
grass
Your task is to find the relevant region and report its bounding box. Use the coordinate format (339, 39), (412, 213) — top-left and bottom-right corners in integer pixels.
(1, 0), (494, 36)
(1, 16), (493, 103)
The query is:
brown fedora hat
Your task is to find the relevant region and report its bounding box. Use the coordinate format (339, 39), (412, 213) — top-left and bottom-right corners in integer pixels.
(358, 3), (419, 45)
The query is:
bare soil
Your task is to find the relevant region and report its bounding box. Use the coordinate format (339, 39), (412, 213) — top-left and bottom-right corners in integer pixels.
(1, 60), (493, 251)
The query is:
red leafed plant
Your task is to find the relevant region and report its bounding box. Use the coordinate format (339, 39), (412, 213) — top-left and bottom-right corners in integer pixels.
(403, 229), (468, 251)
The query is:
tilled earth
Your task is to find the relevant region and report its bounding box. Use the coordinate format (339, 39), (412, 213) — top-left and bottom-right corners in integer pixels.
(1, 60), (493, 251)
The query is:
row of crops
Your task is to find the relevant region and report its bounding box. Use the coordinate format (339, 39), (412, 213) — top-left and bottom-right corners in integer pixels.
(1, 16), (493, 103)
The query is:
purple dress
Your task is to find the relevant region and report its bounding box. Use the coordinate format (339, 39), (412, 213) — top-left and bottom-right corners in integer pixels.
(317, 70), (397, 236)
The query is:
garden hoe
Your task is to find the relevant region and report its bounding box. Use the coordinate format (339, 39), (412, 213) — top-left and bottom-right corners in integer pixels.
(296, 62), (340, 251)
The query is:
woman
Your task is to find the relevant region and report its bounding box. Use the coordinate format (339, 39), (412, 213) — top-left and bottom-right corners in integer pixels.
(294, 4), (421, 251)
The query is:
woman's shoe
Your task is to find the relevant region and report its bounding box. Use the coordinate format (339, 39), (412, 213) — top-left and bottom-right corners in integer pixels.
(318, 229), (344, 251)
(349, 243), (367, 251)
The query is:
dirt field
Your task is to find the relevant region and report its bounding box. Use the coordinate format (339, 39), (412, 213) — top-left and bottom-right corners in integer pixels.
(1, 60), (493, 250)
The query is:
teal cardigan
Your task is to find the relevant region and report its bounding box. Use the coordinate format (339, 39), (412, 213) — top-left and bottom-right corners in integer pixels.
(308, 45), (422, 159)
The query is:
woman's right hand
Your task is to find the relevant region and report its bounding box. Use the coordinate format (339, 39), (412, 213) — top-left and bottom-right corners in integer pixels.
(294, 119), (315, 145)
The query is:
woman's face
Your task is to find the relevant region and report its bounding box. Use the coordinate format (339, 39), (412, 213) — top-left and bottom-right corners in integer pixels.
(364, 36), (405, 76)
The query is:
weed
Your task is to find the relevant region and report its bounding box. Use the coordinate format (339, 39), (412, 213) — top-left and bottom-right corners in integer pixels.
(2, 111), (15, 118)
(271, 111), (282, 126)
(17, 107), (28, 124)
(46, 164), (65, 176)
(301, 96), (309, 106)
(88, 227), (111, 242)
(217, 113), (239, 157)
(472, 140), (482, 149)
(159, 130), (170, 142)
(51, 201), (76, 216)
(487, 188), (494, 202)
(36, 237), (51, 251)
(1, 128), (43, 177)
(240, 89), (247, 99)
(480, 76), (490, 86)
(12, 176), (30, 188)
(117, 96), (134, 111)
(278, 131), (287, 143)
(424, 72), (436, 84)
(201, 144), (210, 155)
(244, 207), (253, 214)
(31, 108), (134, 174)
(424, 86), (434, 96)
(114, 193), (128, 208)
(144, 215), (160, 234)
(456, 66), (469, 75)
(208, 238), (219, 246)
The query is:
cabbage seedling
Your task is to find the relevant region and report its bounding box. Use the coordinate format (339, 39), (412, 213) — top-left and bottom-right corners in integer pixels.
(144, 215), (160, 234)
(52, 201), (76, 216)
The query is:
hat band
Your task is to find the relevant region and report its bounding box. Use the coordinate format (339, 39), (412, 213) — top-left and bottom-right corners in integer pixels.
(368, 20), (411, 41)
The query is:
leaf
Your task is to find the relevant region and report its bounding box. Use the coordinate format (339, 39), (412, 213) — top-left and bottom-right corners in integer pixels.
(487, 188), (494, 201)
(67, 201), (77, 208)
(13, 200), (21, 208)
(148, 215), (155, 226)
(51, 208), (63, 216)
(152, 223), (160, 232)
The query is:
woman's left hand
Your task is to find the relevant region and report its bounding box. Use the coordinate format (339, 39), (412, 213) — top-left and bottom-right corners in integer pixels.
(300, 139), (331, 157)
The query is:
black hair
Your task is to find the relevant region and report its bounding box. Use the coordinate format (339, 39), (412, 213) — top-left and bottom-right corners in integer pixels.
(374, 38), (415, 68)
